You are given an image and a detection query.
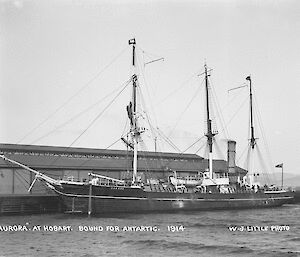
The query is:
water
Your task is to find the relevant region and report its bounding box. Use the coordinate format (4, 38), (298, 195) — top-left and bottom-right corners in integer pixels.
(0, 204), (299, 257)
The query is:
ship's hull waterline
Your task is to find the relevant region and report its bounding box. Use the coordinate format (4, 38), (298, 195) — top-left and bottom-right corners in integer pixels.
(52, 183), (294, 214)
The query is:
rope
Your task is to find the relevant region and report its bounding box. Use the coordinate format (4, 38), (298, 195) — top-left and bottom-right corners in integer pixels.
(137, 80), (158, 141)
(105, 138), (122, 150)
(168, 77), (205, 138)
(256, 144), (271, 185)
(237, 143), (249, 164)
(14, 170), (30, 189)
(156, 127), (181, 153)
(68, 81), (131, 148)
(253, 94), (277, 183)
(195, 141), (208, 155)
(238, 85), (277, 185)
(213, 137), (225, 160)
(47, 79), (131, 167)
(182, 136), (206, 153)
(220, 95), (249, 141)
(210, 77), (230, 139)
(74, 137), (124, 169)
(156, 69), (201, 105)
(30, 81), (129, 144)
(17, 46), (128, 144)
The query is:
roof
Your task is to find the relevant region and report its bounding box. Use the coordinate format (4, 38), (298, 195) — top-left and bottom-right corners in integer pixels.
(0, 143), (203, 172)
(0, 143), (203, 161)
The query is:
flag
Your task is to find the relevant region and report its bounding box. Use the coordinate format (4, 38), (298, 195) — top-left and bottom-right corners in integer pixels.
(275, 163), (283, 168)
(128, 38), (136, 45)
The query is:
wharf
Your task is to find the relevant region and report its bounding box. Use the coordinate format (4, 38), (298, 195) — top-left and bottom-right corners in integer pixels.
(294, 190), (300, 203)
(0, 195), (62, 215)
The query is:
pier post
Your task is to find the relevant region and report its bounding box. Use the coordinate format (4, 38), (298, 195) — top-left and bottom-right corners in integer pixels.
(88, 176), (92, 216)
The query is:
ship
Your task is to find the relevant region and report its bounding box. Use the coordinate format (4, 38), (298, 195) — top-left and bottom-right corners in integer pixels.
(0, 39), (294, 215)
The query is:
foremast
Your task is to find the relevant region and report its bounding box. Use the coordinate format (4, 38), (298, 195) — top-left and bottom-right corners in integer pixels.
(127, 38), (143, 184)
(204, 64), (217, 179)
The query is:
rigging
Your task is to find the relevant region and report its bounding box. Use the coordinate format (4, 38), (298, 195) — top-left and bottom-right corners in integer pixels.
(17, 46), (128, 144)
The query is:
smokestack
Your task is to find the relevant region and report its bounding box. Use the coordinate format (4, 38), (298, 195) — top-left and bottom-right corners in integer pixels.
(227, 140), (236, 174)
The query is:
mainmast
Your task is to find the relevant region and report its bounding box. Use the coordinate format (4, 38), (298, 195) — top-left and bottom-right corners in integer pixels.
(246, 75), (256, 149)
(204, 64), (217, 179)
(128, 38), (139, 184)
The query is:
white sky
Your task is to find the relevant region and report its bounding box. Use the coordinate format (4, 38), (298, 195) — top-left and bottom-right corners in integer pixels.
(0, 0), (299, 176)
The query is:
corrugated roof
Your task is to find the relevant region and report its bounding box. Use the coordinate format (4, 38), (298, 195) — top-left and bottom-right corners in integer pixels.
(0, 143), (203, 160)
(0, 153), (199, 171)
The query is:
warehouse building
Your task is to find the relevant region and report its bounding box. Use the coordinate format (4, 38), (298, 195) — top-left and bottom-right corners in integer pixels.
(0, 143), (247, 195)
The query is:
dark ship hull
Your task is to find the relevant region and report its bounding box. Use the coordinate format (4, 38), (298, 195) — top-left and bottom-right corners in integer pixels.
(50, 182), (294, 214)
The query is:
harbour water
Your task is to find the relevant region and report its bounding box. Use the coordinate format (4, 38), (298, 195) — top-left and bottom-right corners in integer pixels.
(0, 204), (299, 257)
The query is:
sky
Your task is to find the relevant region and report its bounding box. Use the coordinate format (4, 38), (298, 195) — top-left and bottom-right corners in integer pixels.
(0, 0), (299, 177)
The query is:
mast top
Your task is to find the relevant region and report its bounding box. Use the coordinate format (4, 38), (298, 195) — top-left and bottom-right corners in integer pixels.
(129, 38), (136, 45)
(204, 64), (217, 180)
(129, 38), (136, 67)
(205, 64), (217, 141)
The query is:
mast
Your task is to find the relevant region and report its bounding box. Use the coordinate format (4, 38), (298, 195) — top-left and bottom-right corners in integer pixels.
(204, 64), (217, 179)
(246, 75), (256, 149)
(128, 38), (138, 184)
(246, 75), (258, 187)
